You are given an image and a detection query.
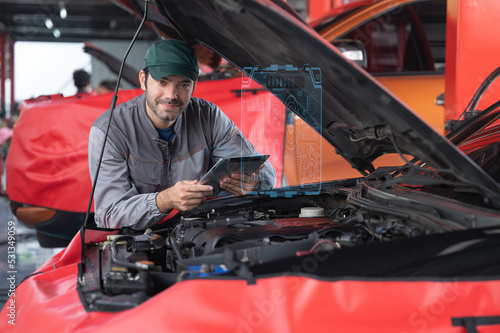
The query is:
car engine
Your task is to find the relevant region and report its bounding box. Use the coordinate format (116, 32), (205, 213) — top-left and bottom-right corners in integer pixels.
(80, 181), (458, 311)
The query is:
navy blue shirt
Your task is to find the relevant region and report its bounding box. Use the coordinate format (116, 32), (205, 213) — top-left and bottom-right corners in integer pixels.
(156, 127), (176, 142)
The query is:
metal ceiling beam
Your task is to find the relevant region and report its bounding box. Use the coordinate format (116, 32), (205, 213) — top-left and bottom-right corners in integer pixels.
(0, 0), (158, 42)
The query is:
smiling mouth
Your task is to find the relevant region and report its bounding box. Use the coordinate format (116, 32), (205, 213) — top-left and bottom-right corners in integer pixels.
(159, 102), (181, 110)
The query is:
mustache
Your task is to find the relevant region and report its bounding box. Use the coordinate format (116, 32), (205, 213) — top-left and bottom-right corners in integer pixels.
(157, 98), (182, 106)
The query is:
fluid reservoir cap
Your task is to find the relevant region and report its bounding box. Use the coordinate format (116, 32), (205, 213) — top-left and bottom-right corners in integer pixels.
(299, 207), (325, 217)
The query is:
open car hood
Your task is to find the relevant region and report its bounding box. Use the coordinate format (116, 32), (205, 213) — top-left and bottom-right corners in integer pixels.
(83, 42), (140, 88)
(129, 0), (500, 205)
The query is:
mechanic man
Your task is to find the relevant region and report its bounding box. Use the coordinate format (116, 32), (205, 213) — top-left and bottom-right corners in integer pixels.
(88, 39), (276, 229)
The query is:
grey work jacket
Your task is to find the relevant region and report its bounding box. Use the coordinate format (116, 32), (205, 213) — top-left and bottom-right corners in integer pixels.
(88, 93), (276, 229)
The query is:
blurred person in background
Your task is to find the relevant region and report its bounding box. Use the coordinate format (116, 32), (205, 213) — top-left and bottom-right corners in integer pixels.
(96, 80), (118, 95)
(73, 69), (95, 97)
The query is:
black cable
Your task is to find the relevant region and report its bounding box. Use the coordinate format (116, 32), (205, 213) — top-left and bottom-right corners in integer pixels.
(79, 0), (150, 270)
(389, 131), (497, 204)
(458, 66), (500, 120)
(389, 131), (451, 175)
(110, 235), (152, 270)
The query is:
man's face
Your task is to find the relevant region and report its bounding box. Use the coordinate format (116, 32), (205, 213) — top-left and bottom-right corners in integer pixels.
(139, 70), (195, 128)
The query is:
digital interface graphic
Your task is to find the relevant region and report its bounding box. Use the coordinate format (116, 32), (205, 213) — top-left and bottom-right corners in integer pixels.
(240, 64), (323, 196)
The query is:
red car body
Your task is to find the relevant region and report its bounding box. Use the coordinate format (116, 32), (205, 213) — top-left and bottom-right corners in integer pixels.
(7, 90), (142, 214)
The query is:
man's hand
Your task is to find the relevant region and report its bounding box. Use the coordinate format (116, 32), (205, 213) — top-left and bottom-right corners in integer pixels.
(220, 169), (261, 197)
(155, 180), (213, 213)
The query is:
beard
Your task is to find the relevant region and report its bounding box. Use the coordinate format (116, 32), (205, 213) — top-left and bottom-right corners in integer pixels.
(146, 93), (187, 123)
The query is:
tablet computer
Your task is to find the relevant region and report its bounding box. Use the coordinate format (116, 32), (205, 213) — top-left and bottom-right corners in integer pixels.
(199, 154), (270, 195)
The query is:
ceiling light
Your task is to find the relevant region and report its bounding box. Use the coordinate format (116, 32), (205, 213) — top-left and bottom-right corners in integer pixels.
(53, 29), (61, 38)
(45, 17), (53, 29)
(59, 3), (67, 19)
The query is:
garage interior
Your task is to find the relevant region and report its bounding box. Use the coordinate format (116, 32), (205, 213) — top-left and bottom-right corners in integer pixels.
(1, 0), (500, 315)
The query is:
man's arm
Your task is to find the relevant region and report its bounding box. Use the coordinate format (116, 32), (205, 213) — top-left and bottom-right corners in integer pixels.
(89, 126), (215, 229)
(89, 126), (167, 229)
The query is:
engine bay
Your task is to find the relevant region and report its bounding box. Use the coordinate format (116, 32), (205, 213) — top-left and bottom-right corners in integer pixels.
(79, 174), (500, 312)
(79, 181), (463, 312)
